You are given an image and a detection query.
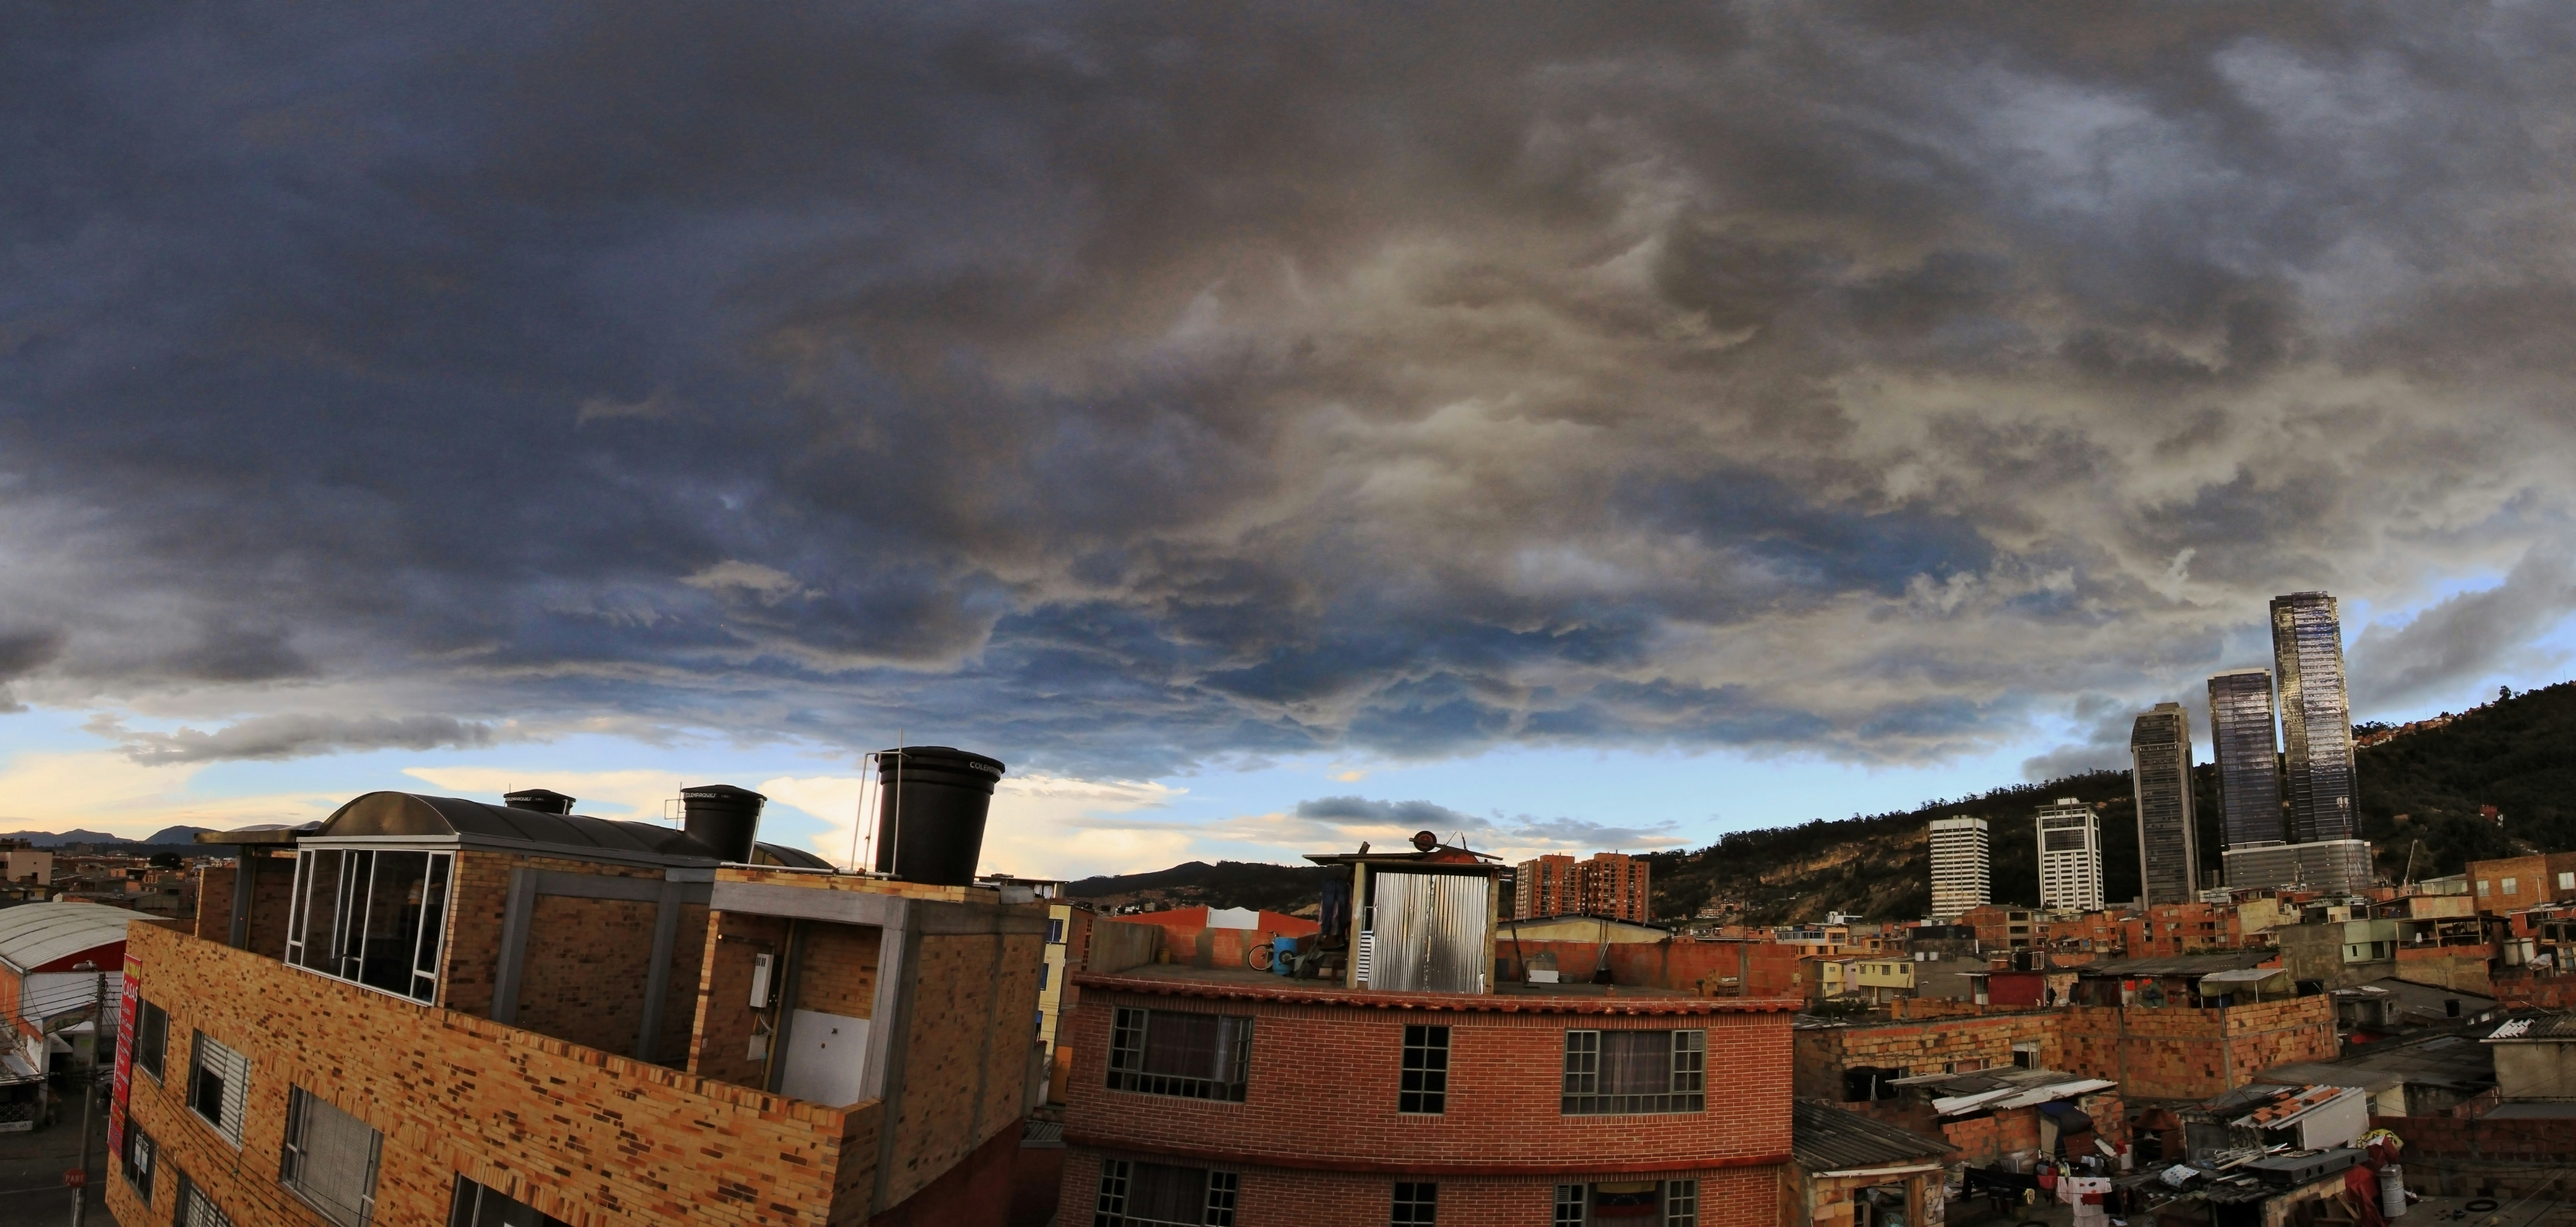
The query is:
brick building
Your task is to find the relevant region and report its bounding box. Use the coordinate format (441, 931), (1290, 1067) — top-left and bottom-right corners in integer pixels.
(2120, 901), (2240, 959)
(106, 787), (1047, 1227)
(1063, 842), (1798, 1225)
(2468, 851), (2576, 913)
(1515, 851), (1654, 924)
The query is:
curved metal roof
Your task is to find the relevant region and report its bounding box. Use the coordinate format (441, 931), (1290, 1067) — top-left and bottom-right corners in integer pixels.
(314, 792), (721, 862)
(751, 841), (834, 870)
(0, 902), (143, 974)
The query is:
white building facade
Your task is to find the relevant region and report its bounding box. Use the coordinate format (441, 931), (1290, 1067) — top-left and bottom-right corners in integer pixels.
(1929, 816), (1992, 920)
(2035, 799), (2105, 912)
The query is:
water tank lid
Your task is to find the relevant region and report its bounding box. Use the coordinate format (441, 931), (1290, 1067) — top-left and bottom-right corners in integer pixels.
(682, 784), (768, 803)
(879, 746), (1004, 774)
(501, 788), (577, 814)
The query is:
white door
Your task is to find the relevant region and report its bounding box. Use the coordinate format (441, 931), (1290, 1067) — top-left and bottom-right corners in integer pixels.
(778, 1010), (871, 1107)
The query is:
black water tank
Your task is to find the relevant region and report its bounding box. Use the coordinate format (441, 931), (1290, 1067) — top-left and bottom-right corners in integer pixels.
(873, 747), (1005, 885)
(681, 784), (767, 862)
(502, 788), (577, 815)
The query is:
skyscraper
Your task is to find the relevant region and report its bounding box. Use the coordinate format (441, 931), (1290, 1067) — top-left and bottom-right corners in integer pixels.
(2130, 702), (2200, 905)
(1929, 816), (1991, 919)
(2272, 591), (2357, 843)
(2207, 667), (2285, 852)
(2036, 798), (2105, 912)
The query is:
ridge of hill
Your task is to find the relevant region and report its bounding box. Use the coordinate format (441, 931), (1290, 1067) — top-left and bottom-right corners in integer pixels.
(1067, 678), (2576, 926)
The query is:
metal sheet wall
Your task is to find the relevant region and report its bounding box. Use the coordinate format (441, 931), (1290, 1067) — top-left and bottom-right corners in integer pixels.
(1367, 872), (1490, 994)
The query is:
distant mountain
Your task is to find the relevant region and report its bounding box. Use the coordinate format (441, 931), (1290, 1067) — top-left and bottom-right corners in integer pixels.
(1065, 860), (1338, 914)
(141, 825), (220, 846)
(0, 829), (132, 847)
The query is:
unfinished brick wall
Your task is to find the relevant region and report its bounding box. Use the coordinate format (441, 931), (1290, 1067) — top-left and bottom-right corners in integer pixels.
(1793, 1011), (2060, 1099)
(108, 923), (877, 1227)
(691, 912), (789, 1087)
(885, 926), (1044, 1210)
(2377, 1113), (2576, 1197)
(1501, 939), (1808, 997)
(2057, 997), (2333, 1101)
(796, 922), (882, 1016)
(514, 894), (663, 1055)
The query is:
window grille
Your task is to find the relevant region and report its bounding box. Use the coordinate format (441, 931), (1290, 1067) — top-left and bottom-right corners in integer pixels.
(450, 1174), (574, 1227)
(1665, 1179), (1698, 1227)
(285, 849), (454, 1004)
(1391, 1182), (1438, 1225)
(133, 998), (169, 1081)
(177, 1175), (236, 1227)
(1399, 1025), (1449, 1114)
(1555, 1185), (1589, 1225)
(282, 1086), (384, 1227)
(1093, 1159), (1237, 1226)
(1561, 1030), (1704, 1115)
(1106, 1008), (1251, 1102)
(118, 1116), (154, 1204)
(186, 1033), (249, 1146)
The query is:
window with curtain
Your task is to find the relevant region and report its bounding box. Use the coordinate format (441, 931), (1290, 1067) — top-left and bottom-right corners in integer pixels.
(1106, 1008), (1251, 1102)
(1092, 1159), (1239, 1226)
(1561, 1029), (1705, 1115)
(281, 1086), (384, 1227)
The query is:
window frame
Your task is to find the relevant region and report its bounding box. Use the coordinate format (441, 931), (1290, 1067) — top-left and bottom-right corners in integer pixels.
(118, 1113), (155, 1205)
(185, 1032), (249, 1147)
(1561, 1029), (1706, 1116)
(1555, 1185), (1589, 1226)
(1105, 1007), (1252, 1103)
(176, 1172), (237, 1227)
(1399, 1024), (1450, 1115)
(280, 1085), (384, 1227)
(1091, 1158), (1239, 1227)
(450, 1174), (574, 1227)
(133, 997), (170, 1082)
(284, 847), (456, 1006)
(1391, 1181), (1438, 1226)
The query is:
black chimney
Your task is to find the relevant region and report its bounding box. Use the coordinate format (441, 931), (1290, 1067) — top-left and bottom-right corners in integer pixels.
(680, 784), (767, 862)
(873, 747), (1005, 886)
(502, 788), (577, 815)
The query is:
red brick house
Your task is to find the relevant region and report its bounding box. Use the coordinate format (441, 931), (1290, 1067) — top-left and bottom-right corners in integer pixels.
(1061, 843), (1800, 1225)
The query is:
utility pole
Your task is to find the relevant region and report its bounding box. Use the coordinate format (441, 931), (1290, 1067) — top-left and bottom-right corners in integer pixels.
(70, 970), (102, 1227)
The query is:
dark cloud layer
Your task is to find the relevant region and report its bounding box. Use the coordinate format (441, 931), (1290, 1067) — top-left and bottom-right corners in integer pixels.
(5, 3), (2575, 775)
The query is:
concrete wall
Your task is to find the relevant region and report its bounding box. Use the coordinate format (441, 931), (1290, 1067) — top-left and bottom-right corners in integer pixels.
(2492, 1042), (2576, 1101)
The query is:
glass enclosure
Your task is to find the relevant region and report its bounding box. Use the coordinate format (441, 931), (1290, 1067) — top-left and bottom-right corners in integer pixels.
(285, 849), (454, 1004)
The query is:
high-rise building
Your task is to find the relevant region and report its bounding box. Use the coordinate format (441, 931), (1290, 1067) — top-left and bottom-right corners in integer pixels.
(1928, 817), (1991, 919)
(2130, 702), (2200, 905)
(2208, 667), (2285, 850)
(1513, 852), (1651, 924)
(2272, 591), (2357, 844)
(2035, 798), (2105, 912)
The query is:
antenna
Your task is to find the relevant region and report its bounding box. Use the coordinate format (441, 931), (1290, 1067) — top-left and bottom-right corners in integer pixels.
(851, 752), (878, 875)
(890, 729), (905, 880)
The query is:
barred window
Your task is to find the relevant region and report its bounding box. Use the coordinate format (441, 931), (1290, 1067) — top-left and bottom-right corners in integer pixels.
(1555, 1185), (1588, 1225)
(1392, 1182), (1438, 1225)
(186, 1033), (249, 1146)
(450, 1173), (574, 1227)
(1561, 1030), (1704, 1115)
(281, 1087), (383, 1227)
(118, 1115), (155, 1204)
(1399, 1025), (1449, 1114)
(176, 1174), (236, 1227)
(1106, 1008), (1251, 1102)
(1093, 1159), (1238, 1226)
(133, 998), (170, 1081)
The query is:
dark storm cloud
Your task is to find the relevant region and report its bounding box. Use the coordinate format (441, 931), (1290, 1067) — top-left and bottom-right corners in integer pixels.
(95, 713), (502, 766)
(2350, 552), (2576, 713)
(6, 2), (2576, 774)
(1292, 795), (1679, 849)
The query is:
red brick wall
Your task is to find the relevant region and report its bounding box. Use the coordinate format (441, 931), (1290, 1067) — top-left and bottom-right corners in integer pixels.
(1501, 939), (1804, 997)
(1061, 1149), (1785, 1227)
(1061, 987), (1793, 1179)
(2056, 997), (2333, 1101)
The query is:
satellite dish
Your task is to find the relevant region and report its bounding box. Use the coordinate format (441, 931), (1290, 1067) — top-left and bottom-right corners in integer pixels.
(1411, 830), (1439, 852)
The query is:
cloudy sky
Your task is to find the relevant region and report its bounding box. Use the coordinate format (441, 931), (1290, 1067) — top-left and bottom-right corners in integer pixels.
(5, 4), (2573, 876)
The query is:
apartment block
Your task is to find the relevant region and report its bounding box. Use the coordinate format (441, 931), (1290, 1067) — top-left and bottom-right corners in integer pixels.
(1928, 818), (1991, 920)
(1061, 840), (1799, 1225)
(2035, 799), (2104, 913)
(107, 785), (1047, 1227)
(2130, 703), (2200, 906)
(1514, 851), (1653, 925)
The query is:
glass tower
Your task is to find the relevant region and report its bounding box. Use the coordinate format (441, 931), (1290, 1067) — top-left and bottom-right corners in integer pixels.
(2207, 668), (2284, 851)
(2129, 702), (2199, 905)
(2271, 591), (2356, 843)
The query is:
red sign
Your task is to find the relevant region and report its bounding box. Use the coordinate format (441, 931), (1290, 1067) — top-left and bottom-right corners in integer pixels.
(108, 961), (138, 1159)
(63, 1170), (86, 1188)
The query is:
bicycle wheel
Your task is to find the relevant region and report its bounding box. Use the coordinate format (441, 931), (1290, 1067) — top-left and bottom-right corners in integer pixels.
(1246, 942), (1276, 971)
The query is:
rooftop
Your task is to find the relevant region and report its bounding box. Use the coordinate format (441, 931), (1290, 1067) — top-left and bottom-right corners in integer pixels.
(2079, 951), (2277, 977)
(1790, 1100), (1953, 1173)
(0, 901), (150, 973)
(307, 790), (722, 865)
(1071, 964), (1796, 1015)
